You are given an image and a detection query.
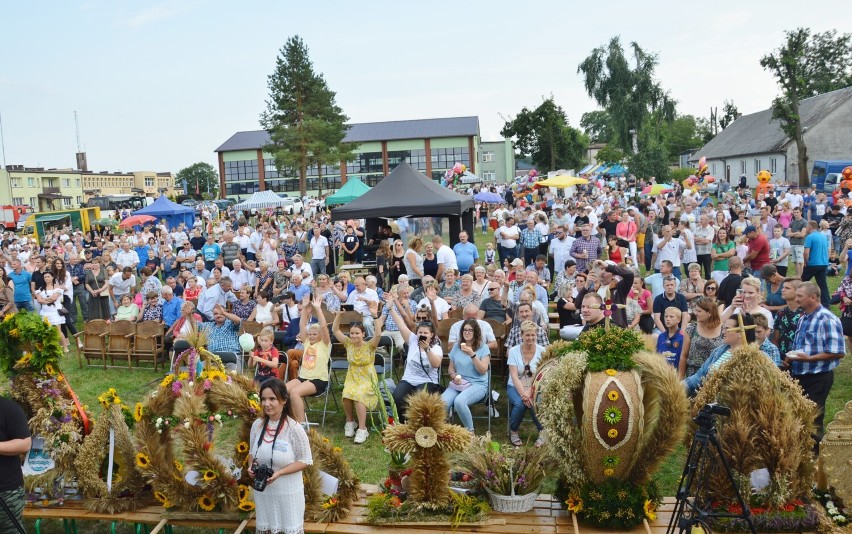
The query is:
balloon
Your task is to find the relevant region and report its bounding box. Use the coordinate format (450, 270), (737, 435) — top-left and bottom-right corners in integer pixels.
(842, 166), (852, 180)
(757, 170), (772, 183)
(698, 156), (706, 168)
(705, 175), (716, 183)
(239, 333), (255, 352)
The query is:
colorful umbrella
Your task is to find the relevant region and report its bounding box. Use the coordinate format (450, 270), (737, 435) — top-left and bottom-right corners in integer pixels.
(473, 191), (504, 204)
(534, 175), (589, 188)
(641, 184), (675, 196)
(118, 214), (157, 228)
(92, 218), (119, 227)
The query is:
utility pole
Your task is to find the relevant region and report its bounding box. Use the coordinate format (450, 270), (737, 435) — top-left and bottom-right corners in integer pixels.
(0, 112), (11, 204)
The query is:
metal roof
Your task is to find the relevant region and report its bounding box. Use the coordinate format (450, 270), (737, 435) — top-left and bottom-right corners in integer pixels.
(215, 116), (480, 152)
(692, 86), (852, 161)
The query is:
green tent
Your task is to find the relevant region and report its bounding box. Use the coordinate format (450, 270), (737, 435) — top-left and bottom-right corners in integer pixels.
(326, 177), (371, 206)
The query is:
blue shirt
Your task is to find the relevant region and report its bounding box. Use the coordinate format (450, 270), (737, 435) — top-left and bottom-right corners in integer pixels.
(162, 296), (184, 328)
(8, 270), (32, 303)
(791, 305), (845, 375)
(656, 329), (684, 369)
(759, 338), (782, 367)
(134, 245), (151, 268)
(448, 341), (490, 388)
(684, 344), (729, 396)
(202, 319), (241, 353)
(452, 242), (479, 273)
(803, 231), (829, 266)
(202, 243), (221, 262)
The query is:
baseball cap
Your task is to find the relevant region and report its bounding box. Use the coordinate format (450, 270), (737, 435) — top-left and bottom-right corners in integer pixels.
(510, 258), (524, 267)
(744, 225), (758, 234)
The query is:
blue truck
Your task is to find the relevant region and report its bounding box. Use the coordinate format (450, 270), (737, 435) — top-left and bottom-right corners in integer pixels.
(811, 160), (852, 193)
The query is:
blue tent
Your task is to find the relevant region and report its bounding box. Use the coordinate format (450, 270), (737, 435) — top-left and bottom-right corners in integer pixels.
(131, 195), (195, 230)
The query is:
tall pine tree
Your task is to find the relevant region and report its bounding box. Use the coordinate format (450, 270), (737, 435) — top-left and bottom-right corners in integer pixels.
(261, 36), (353, 197)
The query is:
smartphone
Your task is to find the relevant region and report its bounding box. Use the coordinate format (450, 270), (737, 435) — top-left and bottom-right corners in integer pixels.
(736, 289), (743, 296)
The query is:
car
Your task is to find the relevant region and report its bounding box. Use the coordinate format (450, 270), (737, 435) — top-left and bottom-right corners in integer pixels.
(213, 199), (234, 211)
(181, 199), (198, 207)
(281, 197), (303, 214)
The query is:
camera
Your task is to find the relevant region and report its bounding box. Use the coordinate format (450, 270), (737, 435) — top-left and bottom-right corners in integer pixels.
(418, 335), (427, 343)
(694, 402), (730, 430)
(251, 460), (275, 492)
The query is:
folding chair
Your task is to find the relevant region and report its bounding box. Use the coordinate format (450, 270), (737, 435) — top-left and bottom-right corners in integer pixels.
(74, 319), (109, 369)
(212, 351), (241, 373)
(303, 358), (339, 428)
(486, 319), (508, 379)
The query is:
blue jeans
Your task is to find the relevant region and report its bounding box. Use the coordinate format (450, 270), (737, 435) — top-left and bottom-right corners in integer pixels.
(442, 383), (487, 431)
(15, 300), (34, 312)
(310, 258), (326, 278)
(644, 240), (654, 272)
(507, 385), (542, 432)
(671, 266), (682, 280)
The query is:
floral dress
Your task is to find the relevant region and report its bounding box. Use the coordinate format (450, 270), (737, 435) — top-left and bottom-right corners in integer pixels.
(684, 322), (724, 377)
(774, 306), (804, 356)
(341, 339), (378, 409)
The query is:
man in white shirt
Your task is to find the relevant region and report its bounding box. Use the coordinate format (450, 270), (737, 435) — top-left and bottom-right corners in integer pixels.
(447, 303), (497, 350)
(784, 187), (803, 209)
(309, 227), (329, 277)
(496, 216), (520, 265)
(115, 242), (140, 271)
(432, 235), (457, 281)
(345, 276), (380, 336)
(246, 227), (262, 262)
(653, 225), (685, 279)
(284, 254), (313, 285)
(228, 259), (251, 291)
(109, 267), (136, 307)
(196, 276), (238, 321)
(549, 225), (575, 274)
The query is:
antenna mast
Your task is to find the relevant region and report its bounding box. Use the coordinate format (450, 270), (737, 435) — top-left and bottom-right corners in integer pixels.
(75, 111), (82, 153)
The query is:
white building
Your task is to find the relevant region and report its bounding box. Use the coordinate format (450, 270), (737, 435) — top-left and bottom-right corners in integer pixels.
(691, 86), (852, 187)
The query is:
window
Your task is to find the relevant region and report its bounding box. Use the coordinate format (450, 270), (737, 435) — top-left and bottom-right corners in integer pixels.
(770, 158), (777, 174)
(712, 163), (717, 175)
(482, 171), (497, 181)
(345, 152), (383, 175)
(12, 197), (23, 205)
(76, 196), (83, 205)
(62, 198), (72, 208)
(30, 197), (37, 206)
(62, 178), (71, 187)
(387, 149), (426, 171)
(144, 177), (154, 187)
(753, 159), (761, 174)
(481, 151), (495, 163)
(224, 159), (259, 181)
(10, 178), (20, 188)
(431, 147), (470, 170)
(27, 178), (35, 187)
(740, 160), (747, 175)
(75, 179), (81, 187)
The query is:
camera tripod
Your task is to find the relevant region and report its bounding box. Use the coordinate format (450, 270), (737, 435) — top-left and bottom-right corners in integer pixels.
(666, 404), (756, 534)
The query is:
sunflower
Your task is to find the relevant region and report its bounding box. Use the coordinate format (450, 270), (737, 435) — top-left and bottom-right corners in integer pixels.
(607, 390), (619, 401)
(237, 501), (255, 512)
(644, 499), (657, 521)
(133, 403), (144, 422)
(603, 468), (615, 476)
(198, 495), (216, 512)
(135, 452), (151, 469)
(15, 353), (32, 367)
(153, 491), (168, 504)
(202, 470), (217, 482)
(603, 406), (622, 425)
(248, 400), (260, 412)
(9, 328), (19, 338)
(333, 446), (342, 454)
(607, 428), (618, 439)
(174, 460), (183, 472)
(605, 368), (617, 376)
(178, 372), (189, 381)
(160, 374), (174, 387)
(322, 437), (330, 443)
(565, 495), (583, 513)
(235, 441), (249, 454)
(238, 485), (250, 502)
(44, 363), (56, 376)
(3, 312), (14, 322)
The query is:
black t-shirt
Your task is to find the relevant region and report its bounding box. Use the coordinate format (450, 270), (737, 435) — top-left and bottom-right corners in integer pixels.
(717, 274), (743, 309)
(556, 297), (579, 327)
(0, 397), (31, 491)
(342, 235), (358, 253)
(173, 283), (184, 298)
(573, 215), (590, 237)
(190, 236), (206, 251)
(31, 270), (45, 292)
(598, 218), (619, 239)
(764, 196), (778, 211)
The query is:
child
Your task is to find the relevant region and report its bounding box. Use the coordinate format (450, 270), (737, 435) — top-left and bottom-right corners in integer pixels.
(484, 243), (496, 265)
(146, 249), (161, 278)
(250, 328), (280, 383)
(752, 314), (781, 366)
(606, 234), (623, 263)
(735, 236), (749, 260)
(183, 277), (202, 302)
(655, 307), (684, 370)
(819, 219), (832, 243)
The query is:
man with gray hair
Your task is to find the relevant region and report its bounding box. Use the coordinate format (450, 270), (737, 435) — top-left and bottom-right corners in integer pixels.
(448, 303), (497, 350)
(161, 285), (183, 329)
(196, 276), (237, 321)
(229, 259), (251, 291)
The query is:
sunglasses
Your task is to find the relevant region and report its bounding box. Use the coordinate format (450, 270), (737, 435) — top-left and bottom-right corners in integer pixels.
(416, 321), (433, 327)
(705, 286), (717, 291)
(488, 287), (499, 291)
(349, 321), (363, 327)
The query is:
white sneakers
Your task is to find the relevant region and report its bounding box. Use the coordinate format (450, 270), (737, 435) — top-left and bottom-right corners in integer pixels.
(344, 421), (357, 438)
(353, 428), (369, 444)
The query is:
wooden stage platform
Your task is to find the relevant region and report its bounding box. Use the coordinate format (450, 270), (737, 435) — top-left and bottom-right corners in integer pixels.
(23, 492), (796, 534)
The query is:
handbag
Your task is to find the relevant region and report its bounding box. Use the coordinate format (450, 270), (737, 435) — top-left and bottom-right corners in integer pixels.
(447, 378), (471, 392)
(418, 346), (444, 394)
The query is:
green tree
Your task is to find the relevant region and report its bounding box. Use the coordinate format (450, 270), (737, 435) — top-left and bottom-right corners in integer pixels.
(594, 145), (626, 164)
(627, 139), (669, 182)
(719, 99), (739, 130)
(261, 35), (352, 197)
(580, 110), (613, 143)
(760, 28), (852, 185)
(578, 36), (676, 154)
(500, 97), (588, 172)
(662, 115), (707, 163)
(176, 162), (218, 199)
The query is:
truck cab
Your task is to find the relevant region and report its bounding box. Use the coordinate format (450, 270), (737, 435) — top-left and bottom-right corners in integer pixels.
(811, 160), (852, 193)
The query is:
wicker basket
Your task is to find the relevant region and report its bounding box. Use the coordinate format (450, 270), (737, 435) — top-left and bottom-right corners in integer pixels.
(486, 489), (538, 513)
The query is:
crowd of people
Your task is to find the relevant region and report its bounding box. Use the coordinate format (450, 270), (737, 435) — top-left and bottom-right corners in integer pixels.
(0, 176), (848, 533)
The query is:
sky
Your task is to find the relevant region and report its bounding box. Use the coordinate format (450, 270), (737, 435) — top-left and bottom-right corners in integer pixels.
(2, 0), (850, 174)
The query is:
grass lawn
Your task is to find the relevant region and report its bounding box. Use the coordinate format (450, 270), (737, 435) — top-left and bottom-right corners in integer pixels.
(14, 225), (852, 533)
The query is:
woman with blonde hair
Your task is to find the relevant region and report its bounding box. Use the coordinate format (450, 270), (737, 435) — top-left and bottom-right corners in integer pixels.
(679, 297), (724, 380)
(403, 237), (424, 287)
(721, 276), (774, 329)
(471, 265), (488, 296)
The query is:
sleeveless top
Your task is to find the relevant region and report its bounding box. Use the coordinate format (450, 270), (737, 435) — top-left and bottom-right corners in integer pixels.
(403, 249), (423, 280)
(255, 302), (275, 325)
(684, 322), (724, 377)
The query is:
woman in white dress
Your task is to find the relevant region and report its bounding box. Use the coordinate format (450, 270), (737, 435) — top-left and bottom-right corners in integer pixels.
(249, 378), (313, 534)
(36, 271), (68, 351)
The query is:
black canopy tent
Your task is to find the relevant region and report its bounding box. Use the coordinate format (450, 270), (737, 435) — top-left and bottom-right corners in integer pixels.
(330, 162), (476, 246)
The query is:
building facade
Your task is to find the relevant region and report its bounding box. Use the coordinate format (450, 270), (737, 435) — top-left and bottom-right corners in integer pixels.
(0, 165), (177, 212)
(478, 139), (515, 183)
(692, 87), (852, 187)
(215, 117), (484, 199)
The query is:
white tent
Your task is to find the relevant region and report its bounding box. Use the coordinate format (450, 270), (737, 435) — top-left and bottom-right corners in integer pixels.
(234, 190), (289, 210)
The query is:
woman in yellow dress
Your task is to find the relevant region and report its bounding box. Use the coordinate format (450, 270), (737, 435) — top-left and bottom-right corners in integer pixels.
(332, 311), (386, 444)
